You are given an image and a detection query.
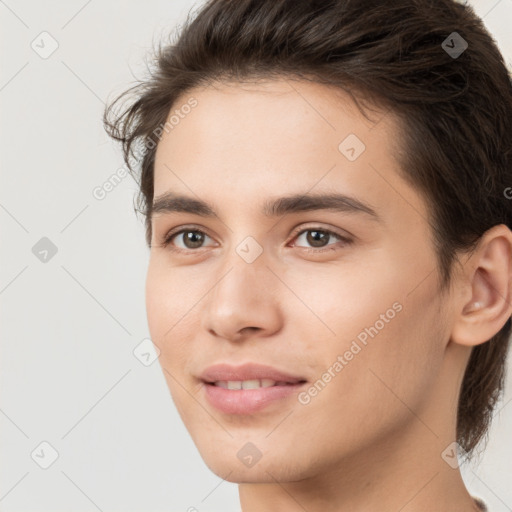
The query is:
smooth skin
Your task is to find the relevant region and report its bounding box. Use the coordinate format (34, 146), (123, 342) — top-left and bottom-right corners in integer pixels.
(146, 78), (512, 512)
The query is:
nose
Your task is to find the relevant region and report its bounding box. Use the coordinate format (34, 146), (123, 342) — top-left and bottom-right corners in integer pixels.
(201, 250), (283, 343)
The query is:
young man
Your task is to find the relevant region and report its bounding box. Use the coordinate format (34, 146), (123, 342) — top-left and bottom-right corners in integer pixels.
(104, 0), (512, 510)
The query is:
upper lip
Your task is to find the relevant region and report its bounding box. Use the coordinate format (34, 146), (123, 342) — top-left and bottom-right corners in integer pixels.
(199, 362), (307, 384)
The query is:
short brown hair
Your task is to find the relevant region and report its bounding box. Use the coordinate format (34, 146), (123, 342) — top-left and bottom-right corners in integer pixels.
(103, 0), (512, 459)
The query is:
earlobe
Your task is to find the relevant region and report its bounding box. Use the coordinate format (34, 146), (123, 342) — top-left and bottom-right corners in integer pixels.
(451, 224), (512, 347)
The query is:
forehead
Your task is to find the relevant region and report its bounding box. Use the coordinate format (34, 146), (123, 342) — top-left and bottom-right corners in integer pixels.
(152, 78), (427, 225)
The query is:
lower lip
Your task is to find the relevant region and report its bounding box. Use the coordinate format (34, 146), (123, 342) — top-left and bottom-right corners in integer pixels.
(202, 381), (307, 415)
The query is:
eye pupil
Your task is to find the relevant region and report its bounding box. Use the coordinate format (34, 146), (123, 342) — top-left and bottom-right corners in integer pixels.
(307, 230), (329, 247)
(184, 231), (204, 248)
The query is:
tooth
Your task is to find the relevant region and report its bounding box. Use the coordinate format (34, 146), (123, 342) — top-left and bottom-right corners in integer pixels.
(214, 379), (282, 389)
(242, 379), (261, 389)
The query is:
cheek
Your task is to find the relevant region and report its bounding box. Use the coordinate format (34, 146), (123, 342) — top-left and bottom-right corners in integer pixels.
(145, 259), (210, 381)
(145, 261), (184, 360)
(145, 265), (167, 341)
(145, 258), (192, 331)
(295, 302), (444, 460)
(305, 259), (446, 437)
(364, 288), (444, 409)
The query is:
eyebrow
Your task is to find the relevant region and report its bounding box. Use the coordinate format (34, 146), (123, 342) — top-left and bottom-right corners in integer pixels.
(151, 191), (381, 223)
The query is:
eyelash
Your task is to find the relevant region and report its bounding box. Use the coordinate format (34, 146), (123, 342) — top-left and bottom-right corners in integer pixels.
(159, 225), (353, 254)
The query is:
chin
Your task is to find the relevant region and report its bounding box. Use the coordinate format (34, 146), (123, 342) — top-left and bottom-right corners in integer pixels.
(197, 443), (314, 484)
(202, 458), (291, 483)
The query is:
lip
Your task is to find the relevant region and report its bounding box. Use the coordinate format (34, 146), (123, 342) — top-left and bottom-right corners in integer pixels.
(198, 362), (307, 384)
(198, 362), (308, 415)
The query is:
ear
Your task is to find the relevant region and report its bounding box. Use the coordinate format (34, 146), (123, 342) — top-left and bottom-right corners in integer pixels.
(451, 224), (512, 347)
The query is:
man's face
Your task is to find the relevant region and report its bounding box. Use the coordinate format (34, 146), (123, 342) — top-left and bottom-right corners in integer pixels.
(146, 79), (453, 481)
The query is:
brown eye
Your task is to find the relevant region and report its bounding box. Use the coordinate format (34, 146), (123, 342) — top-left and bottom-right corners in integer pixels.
(293, 228), (349, 250)
(180, 230), (206, 249)
(305, 230), (331, 247)
(162, 229), (214, 251)
(160, 226), (351, 254)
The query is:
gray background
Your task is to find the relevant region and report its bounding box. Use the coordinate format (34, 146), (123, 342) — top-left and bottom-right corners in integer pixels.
(1, 1), (511, 511)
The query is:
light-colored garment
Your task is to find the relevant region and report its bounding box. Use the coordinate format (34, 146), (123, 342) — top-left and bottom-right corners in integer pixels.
(473, 495), (488, 511)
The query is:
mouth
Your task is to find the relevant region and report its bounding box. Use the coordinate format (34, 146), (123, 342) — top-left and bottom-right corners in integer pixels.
(200, 378), (308, 415)
(203, 379), (308, 389)
(198, 361), (307, 385)
(197, 362), (308, 414)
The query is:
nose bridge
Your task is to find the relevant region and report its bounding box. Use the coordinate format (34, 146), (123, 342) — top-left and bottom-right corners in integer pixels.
(202, 236), (282, 339)
(213, 237), (272, 308)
